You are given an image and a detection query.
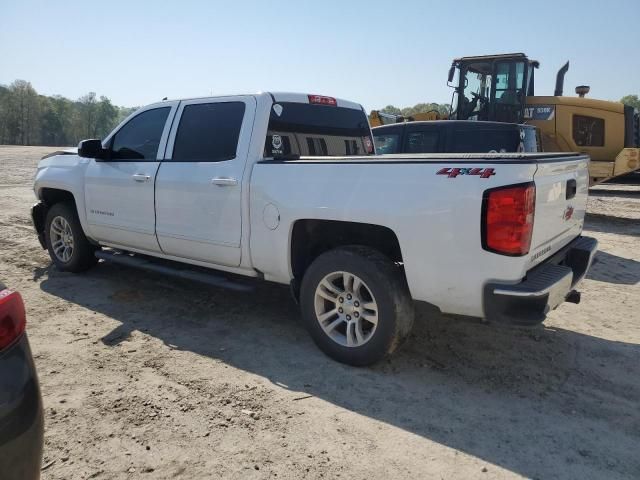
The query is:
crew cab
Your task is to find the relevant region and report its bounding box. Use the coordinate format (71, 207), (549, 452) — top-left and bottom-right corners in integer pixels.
(31, 92), (597, 365)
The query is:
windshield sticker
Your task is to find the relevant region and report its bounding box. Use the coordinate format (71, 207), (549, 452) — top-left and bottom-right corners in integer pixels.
(437, 167), (496, 178)
(272, 104), (283, 117)
(271, 135), (283, 155)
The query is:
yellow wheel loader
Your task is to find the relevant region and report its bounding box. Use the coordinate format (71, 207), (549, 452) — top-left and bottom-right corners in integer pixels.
(447, 53), (639, 185)
(369, 109), (442, 128)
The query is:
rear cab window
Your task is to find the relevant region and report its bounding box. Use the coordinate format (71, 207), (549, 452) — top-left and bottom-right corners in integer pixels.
(373, 126), (403, 154)
(265, 99), (373, 158)
(450, 128), (519, 153)
(450, 126), (539, 153)
(404, 128), (440, 153)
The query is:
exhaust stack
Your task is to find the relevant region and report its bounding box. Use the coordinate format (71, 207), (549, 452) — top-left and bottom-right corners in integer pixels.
(554, 61), (570, 96)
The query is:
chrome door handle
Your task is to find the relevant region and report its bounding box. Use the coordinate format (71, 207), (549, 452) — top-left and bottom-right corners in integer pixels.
(132, 173), (151, 182)
(211, 177), (238, 186)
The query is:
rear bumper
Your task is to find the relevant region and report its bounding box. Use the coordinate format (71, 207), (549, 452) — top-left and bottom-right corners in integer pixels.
(483, 236), (598, 325)
(0, 334), (44, 480)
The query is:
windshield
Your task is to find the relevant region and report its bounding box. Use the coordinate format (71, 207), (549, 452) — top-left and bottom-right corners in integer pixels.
(452, 60), (527, 122)
(265, 102), (373, 158)
(459, 62), (492, 120)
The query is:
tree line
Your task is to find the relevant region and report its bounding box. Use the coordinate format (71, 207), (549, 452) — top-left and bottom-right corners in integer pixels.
(0, 80), (137, 147)
(378, 102), (450, 118)
(1, 79), (638, 147)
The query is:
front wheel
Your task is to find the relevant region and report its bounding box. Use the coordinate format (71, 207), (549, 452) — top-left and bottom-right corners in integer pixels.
(300, 246), (414, 366)
(44, 202), (98, 272)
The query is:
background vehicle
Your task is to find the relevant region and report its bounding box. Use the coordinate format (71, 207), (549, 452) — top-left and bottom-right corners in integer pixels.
(32, 92), (596, 365)
(0, 282), (44, 480)
(369, 110), (442, 127)
(448, 53), (640, 185)
(373, 121), (540, 154)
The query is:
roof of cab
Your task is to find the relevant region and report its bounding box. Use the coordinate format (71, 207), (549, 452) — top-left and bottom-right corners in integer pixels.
(144, 92), (364, 111)
(268, 92), (363, 111)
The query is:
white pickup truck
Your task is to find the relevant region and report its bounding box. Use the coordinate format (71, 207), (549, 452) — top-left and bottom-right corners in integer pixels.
(32, 92), (597, 365)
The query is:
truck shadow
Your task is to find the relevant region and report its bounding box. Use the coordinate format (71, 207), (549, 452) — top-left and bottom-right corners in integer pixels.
(588, 188), (640, 198)
(586, 250), (640, 285)
(584, 213), (640, 237)
(38, 262), (640, 480)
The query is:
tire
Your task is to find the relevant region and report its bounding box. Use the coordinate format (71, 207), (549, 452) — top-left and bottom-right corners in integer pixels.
(300, 246), (414, 366)
(44, 202), (98, 272)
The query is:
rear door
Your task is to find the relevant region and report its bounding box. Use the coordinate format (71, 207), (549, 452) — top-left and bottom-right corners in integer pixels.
(528, 154), (590, 268)
(154, 96), (256, 267)
(84, 104), (177, 252)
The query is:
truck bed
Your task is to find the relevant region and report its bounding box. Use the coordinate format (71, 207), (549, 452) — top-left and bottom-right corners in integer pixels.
(251, 152), (590, 318)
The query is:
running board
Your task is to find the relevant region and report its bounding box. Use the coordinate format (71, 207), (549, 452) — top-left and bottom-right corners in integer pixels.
(95, 250), (254, 292)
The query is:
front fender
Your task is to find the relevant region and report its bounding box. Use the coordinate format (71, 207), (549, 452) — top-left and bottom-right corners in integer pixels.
(33, 155), (91, 239)
(31, 202), (47, 249)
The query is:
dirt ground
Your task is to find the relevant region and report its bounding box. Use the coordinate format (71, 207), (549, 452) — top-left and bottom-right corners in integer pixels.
(1, 145), (639, 480)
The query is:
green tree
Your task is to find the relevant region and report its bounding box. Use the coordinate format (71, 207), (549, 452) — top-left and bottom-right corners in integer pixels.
(5, 80), (41, 145)
(78, 92), (98, 138)
(95, 96), (118, 139)
(376, 102), (450, 118)
(0, 80), (135, 146)
(620, 94), (640, 110)
(0, 85), (10, 144)
(380, 105), (401, 115)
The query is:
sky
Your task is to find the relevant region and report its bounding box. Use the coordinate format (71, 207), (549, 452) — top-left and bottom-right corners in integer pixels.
(1, 0), (638, 111)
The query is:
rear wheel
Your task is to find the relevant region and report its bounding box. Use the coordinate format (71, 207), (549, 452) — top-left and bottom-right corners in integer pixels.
(300, 246), (414, 366)
(45, 202), (98, 272)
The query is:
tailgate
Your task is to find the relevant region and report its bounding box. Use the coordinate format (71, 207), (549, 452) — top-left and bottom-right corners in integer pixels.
(527, 154), (590, 269)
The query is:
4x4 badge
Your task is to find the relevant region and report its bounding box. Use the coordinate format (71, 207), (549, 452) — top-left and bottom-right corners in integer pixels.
(437, 167), (496, 178)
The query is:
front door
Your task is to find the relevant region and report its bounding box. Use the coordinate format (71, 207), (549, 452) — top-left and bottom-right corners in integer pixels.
(84, 103), (177, 252)
(154, 96), (256, 267)
(492, 61), (526, 123)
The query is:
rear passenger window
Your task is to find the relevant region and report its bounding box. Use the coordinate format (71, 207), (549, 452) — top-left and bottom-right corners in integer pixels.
(172, 102), (245, 161)
(405, 130), (439, 153)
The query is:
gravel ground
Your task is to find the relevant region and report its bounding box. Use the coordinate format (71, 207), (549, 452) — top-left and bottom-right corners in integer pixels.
(1, 145), (639, 480)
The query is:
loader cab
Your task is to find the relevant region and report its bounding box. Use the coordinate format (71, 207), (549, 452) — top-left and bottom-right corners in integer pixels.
(449, 53), (538, 124)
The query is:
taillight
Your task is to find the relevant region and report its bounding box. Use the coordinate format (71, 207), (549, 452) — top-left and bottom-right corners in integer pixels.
(308, 95), (337, 106)
(0, 289), (26, 350)
(482, 183), (535, 256)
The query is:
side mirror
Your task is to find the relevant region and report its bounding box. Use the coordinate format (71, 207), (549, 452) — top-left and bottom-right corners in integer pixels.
(78, 139), (107, 160)
(447, 65), (456, 84)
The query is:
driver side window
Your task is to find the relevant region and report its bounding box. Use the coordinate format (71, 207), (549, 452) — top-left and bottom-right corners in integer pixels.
(110, 107), (170, 160)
